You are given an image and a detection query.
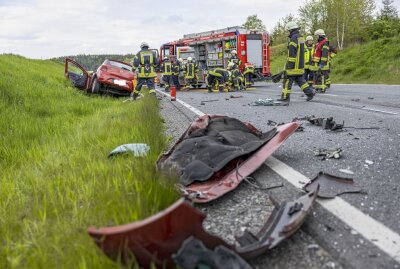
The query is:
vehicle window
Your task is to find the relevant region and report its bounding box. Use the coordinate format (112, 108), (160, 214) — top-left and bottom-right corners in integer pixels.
(108, 61), (132, 71)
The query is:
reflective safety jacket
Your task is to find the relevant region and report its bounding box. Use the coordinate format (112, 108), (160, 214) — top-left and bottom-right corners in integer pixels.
(184, 62), (199, 79)
(304, 45), (314, 70)
(133, 48), (159, 78)
(208, 68), (230, 82)
(243, 63), (255, 75)
(313, 38), (329, 71)
(228, 55), (242, 68)
(161, 61), (172, 75)
(285, 30), (305, 76)
(230, 68), (243, 79)
(172, 63), (180, 76)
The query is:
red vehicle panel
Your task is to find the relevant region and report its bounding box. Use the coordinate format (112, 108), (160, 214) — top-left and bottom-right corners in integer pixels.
(65, 58), (135, 96)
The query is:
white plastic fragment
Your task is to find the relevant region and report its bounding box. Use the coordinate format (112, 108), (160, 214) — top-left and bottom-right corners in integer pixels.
(108, 143), (150, 158)
(339, 168), (354, 175)
(365, 160), (374, 165)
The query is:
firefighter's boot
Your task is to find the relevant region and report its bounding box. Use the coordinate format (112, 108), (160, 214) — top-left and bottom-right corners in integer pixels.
(207, 86), (212, 93)
(304, 88), (315, 101)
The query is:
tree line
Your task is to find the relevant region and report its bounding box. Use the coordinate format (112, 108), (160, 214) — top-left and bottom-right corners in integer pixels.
(270, 0), (399, 48)
(51, 54), (134, 71)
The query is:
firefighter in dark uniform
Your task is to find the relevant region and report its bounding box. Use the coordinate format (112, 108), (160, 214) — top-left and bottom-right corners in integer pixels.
(243, 62), (255, 88)
(184, 57), (198, 89)
(131, 42), (159, 99)
(227, 62), (244, 91)
(228, 50), (242, 68)
(279, 21), (315, 103)
(206, 68), (230, 92)
(304, 36), (314, 86)
(161, 56), (173, 92)
(312, 29), (329, 93)
(171, 59), (181, 90)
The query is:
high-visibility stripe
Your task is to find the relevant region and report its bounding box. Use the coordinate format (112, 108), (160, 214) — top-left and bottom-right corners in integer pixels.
(288, 57), (296, 62)
(289, 42), (297, 47)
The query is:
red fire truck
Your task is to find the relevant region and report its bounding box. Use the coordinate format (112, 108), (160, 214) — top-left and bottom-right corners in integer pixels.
(159, 26), (271, 87)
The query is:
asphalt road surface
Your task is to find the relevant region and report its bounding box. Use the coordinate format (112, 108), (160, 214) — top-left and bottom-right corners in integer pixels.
(158, 82), (400, 269)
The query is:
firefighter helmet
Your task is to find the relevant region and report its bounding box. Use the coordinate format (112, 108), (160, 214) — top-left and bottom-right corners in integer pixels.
(306, 36), (314, 41)
(231, 49), (237, 55)
(178, 58), (183, 63)
(187, 57), (192, 62)
(163, 56), (169, 61)
(227, 62), (235, 69)
(140, 42), (149, 49)
(286, 21), (299, 31)
(314, 29), (326, 36)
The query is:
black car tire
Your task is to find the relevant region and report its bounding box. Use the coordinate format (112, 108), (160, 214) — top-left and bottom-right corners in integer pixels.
(91, 77), (100, 93)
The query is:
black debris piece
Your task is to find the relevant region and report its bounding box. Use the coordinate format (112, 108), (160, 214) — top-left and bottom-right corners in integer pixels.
(173, 237), (252, 269)
(303, 172), (362, 199)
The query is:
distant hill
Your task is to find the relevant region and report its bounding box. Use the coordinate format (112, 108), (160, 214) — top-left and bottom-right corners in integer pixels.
(51, 54), (134, 71)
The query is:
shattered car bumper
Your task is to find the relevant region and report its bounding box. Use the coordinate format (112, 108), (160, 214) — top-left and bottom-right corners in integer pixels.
(88, 189), (318, 268)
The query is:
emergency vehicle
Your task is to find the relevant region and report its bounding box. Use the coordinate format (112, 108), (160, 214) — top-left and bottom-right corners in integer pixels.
(159, 26), (271, 88)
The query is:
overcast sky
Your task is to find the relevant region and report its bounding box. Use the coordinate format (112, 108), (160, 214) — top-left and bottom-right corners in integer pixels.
(0, 0), (398, 59)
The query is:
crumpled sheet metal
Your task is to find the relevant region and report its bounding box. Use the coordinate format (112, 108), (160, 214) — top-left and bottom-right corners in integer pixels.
(88, 190), (318, 268)
(303, 172), (361, 198)
(160, 115), (299, 203)
(252, 98), (289, 106)
(314, 148), (342, 159)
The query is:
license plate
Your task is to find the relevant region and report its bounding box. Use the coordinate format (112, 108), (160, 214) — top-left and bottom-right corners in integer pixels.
(114, 79), (127, 86)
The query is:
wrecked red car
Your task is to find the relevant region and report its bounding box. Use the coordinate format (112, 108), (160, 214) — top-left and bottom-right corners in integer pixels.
(65, 58), (135, 96)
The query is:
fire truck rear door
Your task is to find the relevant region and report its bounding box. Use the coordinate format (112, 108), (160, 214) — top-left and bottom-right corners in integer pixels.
(246, 34), (262, 68)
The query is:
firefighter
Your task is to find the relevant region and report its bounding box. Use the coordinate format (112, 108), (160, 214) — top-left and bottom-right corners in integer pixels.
(177, 58), (185, 88)
(171, 59), (181, 91)
(131, 42), (159, 99)
(228, 50), (242, 68)
(304, 36), (315, 85)
(206, 68), (230, 93)
(183, 57), (198, 89)
(243, 62), (255, 88)
(279, 22), (315, 103)
(312, 29), (330, 93)
(326, 45), (337, 88)
(227, 62), (244, 91)
(161, 56), (173, 92)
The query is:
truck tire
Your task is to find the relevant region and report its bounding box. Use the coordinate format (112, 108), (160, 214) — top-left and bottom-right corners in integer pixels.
(91, 77), (100, 93)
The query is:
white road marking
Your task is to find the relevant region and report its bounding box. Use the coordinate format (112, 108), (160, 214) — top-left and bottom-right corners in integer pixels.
(265, 157), (400, 263)
(156, 88), (400, 264)
(361, 107), (398, 115)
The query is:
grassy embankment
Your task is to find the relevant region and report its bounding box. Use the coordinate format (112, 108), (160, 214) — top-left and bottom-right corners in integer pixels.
(270, 36), (400, 84)
(0, 54), (178, 268)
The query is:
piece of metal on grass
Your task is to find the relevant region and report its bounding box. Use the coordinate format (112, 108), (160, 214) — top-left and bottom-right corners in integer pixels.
(303, 172), (362, 198)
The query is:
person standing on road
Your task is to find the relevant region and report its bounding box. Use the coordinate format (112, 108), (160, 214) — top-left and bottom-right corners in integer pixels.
(279, 21), (315, 103)
(161, 56), (173, 92)
(312, 29), (330, 93)
(171, 59), (181, 91)
(131, 42), (159, 99)
(326, 45), (337, 88)
(183, 57), (198, 90)
(304, 35), (315, 86)
(243, 62), (255, 88)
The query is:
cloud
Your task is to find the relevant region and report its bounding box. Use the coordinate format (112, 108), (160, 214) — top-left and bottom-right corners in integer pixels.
(3, 0), (390, 58)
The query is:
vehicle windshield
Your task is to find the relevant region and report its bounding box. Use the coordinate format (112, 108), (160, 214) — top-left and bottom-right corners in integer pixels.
(104, 60), (132, 71)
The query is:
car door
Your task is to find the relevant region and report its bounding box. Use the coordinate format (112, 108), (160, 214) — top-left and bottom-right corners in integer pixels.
(64, 58), (90, 91)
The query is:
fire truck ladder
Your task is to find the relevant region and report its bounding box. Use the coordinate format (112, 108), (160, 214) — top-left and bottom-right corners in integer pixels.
(262, 33), (270, 76)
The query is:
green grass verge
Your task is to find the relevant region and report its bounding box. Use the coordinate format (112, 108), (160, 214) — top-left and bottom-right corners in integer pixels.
(270, 36), (400, 85)
(0, 55), (179, 268)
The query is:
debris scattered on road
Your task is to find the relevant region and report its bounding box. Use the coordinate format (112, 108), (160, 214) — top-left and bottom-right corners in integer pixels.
(157, 115), (299, 203)
(107, 143), (149, 158)
(303, 172), (362, 198)
(368, 97), (374, 100)
(314, 148), (342, 159)
(88, 190), (318, 268)
(230, 95), (243, 99)
(339, 168), (355, 175)
(365, 160), (374, 165)
(351, 98), (361, 102)
(307, 116), (344, 131)
(200, 99), (219, 105)
(252, 98), (289, 106)
(173, 237), (252, 269)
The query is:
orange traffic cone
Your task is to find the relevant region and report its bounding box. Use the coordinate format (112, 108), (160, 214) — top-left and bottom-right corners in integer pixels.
(170, 85), (176, 101)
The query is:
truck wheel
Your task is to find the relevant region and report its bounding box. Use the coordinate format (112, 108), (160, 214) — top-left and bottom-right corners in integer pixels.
(91, 77), (100, 93)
